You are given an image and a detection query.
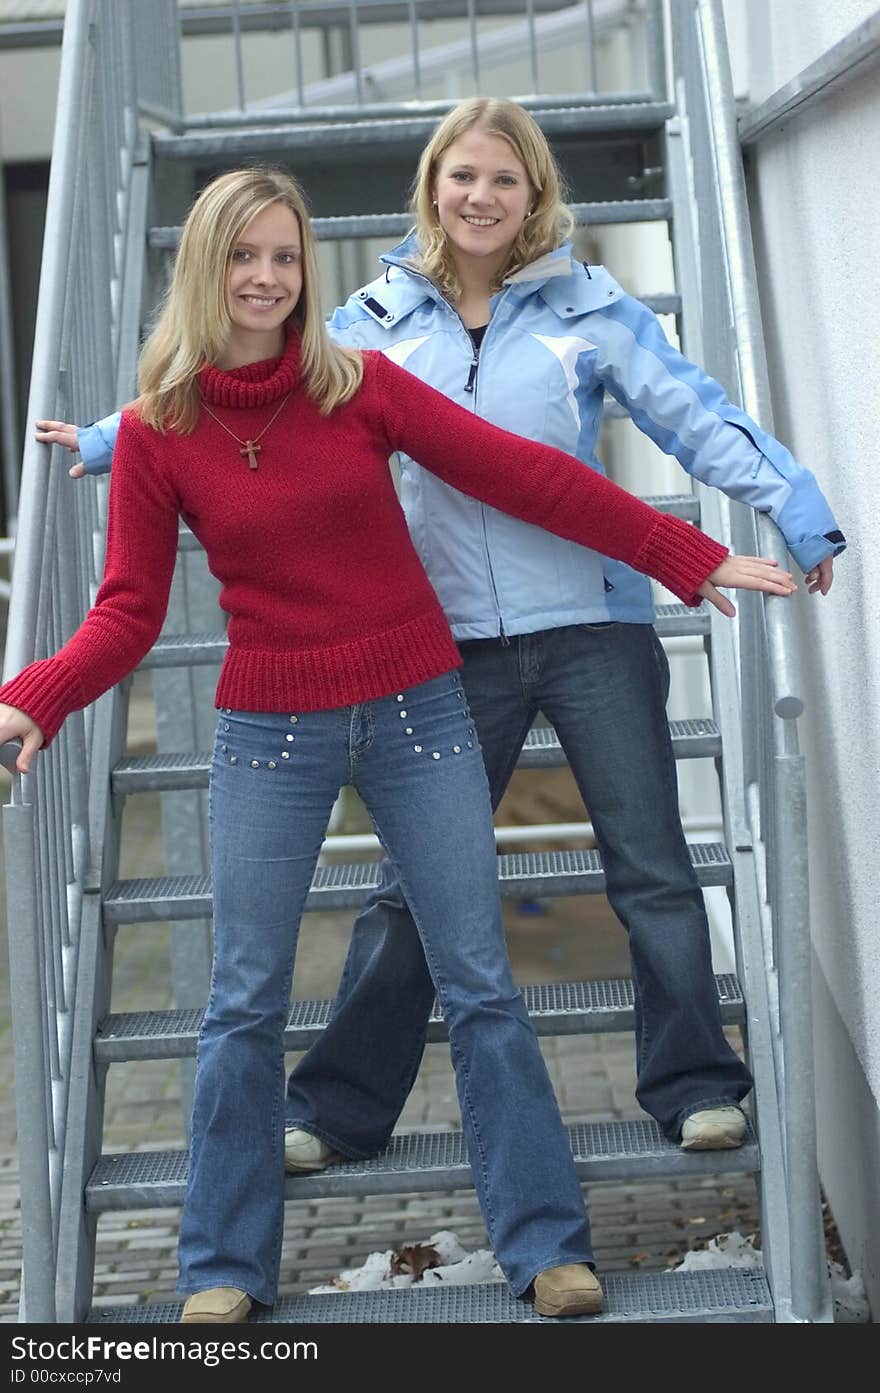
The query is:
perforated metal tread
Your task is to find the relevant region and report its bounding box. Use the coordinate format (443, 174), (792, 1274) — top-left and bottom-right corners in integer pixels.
(518, 715), (718, 767)
(138, 605), (710, 669)
(111, 716), (720, 793)
(152, 102), (677, 161)
(89, 1267), (773, 1323)
(87, 1117), (759, 1212)
(153, 202), (676, 252)
(103, 842), (732, 924)
(95, 973), (744, 1062)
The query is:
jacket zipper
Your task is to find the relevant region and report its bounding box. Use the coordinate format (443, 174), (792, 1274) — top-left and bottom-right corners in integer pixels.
(384, 263), (510, 644)
(464, 315), (509, 644)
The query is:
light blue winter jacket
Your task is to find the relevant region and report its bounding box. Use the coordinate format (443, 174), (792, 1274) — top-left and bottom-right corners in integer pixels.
(78, 236), (844, 640)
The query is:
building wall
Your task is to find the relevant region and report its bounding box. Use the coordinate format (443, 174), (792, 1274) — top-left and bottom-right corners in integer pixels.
(724, 0), (880, 1315)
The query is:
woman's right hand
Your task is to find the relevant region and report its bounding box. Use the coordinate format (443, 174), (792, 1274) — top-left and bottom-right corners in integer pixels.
(697, 554), (797, 617)
(35, 419), (86, 478)
(0, 704), (45, 774)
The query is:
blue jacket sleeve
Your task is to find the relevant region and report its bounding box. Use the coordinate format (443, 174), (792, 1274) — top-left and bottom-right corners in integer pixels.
(591, 295), (845, 572)
(77, 412), (122, 475)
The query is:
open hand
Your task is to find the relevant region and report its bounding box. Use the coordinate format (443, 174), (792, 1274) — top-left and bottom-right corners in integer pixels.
(0, 704), (45, 774)
(34, 419), (86, 478)
(697, 555), (797, 618)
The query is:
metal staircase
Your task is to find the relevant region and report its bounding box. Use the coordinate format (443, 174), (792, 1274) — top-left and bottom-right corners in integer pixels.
(2, 0), (830, 1324)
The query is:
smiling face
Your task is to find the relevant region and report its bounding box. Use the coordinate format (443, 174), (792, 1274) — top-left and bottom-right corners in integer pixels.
(224, 200), (303, 362)
(432, 127), (534, 284)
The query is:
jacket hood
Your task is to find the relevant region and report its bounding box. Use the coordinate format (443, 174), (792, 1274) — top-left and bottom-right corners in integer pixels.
(351, 234), (625, 329)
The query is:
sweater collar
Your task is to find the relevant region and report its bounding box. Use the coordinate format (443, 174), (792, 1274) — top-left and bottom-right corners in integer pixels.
(198, 328), (303, 409)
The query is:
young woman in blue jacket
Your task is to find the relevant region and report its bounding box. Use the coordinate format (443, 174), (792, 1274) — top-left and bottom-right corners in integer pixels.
(39, 100), (844, 1173)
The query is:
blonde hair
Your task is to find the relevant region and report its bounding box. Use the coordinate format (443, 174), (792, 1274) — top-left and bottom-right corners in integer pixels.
(137, 167), (362, 431)
(410, 98), (575, 301)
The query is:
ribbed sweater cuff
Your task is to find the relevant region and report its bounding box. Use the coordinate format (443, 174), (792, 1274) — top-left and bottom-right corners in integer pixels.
(0, 658), (86, 747)
(633, 515), (728, 606)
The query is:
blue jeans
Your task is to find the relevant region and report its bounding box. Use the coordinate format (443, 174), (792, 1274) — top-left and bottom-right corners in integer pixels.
(178, 672), (592, 1305)
(286, 624), (752, 1147)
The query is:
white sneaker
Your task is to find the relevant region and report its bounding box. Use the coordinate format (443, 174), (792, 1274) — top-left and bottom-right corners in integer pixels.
(284, 1127), (340, 1173)
(680, 1105), (747, 1151)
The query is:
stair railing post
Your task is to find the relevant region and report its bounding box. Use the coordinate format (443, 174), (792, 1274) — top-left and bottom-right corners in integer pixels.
(678, 0), (832, 1321)
(3, 794), (55, 1322)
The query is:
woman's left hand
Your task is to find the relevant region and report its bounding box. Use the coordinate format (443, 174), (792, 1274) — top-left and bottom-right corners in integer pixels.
(697, 555), (797, 617)
(804, 556), (834, 595)
(35, 419), (87, 478)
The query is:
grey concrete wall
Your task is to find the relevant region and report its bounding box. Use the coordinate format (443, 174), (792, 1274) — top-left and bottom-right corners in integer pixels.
(725, 0), (880, 1313)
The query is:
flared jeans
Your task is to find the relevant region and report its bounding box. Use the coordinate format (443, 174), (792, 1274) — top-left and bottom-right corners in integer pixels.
(177, 671), (592, 1305)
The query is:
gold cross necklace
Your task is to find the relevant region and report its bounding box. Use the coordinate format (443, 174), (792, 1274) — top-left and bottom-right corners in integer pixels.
(199, 391), (292, 469)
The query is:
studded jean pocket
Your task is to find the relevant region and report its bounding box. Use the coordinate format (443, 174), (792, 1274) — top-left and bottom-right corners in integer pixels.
(385, 671), (479, 763)
(213, 707), (309, 775)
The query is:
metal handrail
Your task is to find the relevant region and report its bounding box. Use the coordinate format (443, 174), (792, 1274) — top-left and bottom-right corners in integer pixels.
(202, 0), (655, 114)
(738, 10), (880, 149)
(671, 0), (830, 1323)
(1, 0), (181, 1323)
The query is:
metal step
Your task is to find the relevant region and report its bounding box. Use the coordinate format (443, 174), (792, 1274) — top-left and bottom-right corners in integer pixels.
(186, 92), (674, 129)
(654, 602), (711, 637)
(87, 1117), (759, 1213)
(137, 603), (711, 671)
(89, 1267), (773, 1324)
(151, 201), (674, 251)
(95, 972), (744, 1063)
(112, 715), (720, 794)
(518, 715), (718, 767)
(152, 102), (676, 163)
(103, 842), (732, 925)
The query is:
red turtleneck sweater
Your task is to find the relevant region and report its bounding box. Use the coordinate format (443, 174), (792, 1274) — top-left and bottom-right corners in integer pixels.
(0, 334), (727, 743)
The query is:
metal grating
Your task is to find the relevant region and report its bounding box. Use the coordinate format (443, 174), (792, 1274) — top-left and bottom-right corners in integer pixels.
(518, 715), (719, 768)
(86, 1117), (759, 1212)
(150, 200), (675, 250)
(89, 1267), (773, 1323)
(138, 632), (228, 670)
(103, 843), (732, 924)
(653, 602), (711, 637)
(152, 103), (677, 161)
(641, 492), (701, 520)
(139, 607), (711, 672)
(95, 973), (743, 1061)
(112, 715), (720, 792)
(95, 972), (744, 1062)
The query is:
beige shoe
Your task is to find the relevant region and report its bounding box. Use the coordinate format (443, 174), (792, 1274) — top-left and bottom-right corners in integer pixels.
(180, 1287), (251, 1323)
(533, 1263), (603, 1317)
(284, 1127), (340, 1174)
(680, 1105), (747, 1151)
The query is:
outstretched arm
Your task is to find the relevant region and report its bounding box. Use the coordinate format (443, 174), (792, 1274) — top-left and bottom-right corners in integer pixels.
(373, 353), (795, 615)
(592, 293), (844, 586)
(0, 413), (180, 756)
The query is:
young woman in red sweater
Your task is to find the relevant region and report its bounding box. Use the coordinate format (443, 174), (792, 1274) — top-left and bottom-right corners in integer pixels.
(0, 167), (794, 1323)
